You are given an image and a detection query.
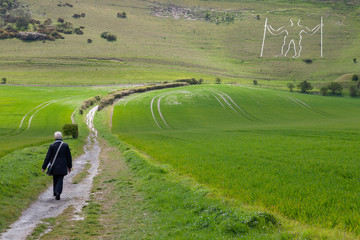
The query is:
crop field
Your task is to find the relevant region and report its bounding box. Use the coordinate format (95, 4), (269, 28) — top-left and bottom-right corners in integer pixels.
(112, 84), (360, 236)
(0, 0), (359, 87)
(0, 85), (115, 157)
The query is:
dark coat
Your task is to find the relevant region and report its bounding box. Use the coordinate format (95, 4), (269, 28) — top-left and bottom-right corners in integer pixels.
(42, 140), (72, 176)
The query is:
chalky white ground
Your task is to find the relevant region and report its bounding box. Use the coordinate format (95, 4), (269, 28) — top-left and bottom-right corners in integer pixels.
(1, 106), (100, 240)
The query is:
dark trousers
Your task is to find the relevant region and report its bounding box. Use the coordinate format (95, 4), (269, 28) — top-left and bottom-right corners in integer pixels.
(53, 175), (65, 195)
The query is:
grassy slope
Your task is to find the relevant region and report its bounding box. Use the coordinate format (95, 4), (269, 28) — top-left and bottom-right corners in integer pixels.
(112, 84), (360, 238)
(0, 85), (116, 157)
(0, 0), (359, 86)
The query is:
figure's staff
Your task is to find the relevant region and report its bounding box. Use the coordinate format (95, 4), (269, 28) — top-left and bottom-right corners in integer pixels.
(260, 18), (267, 57)
(320, 16), (323, 58)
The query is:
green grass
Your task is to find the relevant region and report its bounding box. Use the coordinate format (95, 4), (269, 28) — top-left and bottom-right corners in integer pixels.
(0, 0), (359, 87)
(0, 85), (117, 157)
(112, 84), (360, 238)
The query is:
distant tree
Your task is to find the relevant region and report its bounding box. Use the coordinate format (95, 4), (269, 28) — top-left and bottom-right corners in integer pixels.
(287, 82), (295, 92)
(256, 15), (260, 20)
(297, 80), (313, 93)
(349, 84), (358, 97)
(351, 74), (358, 82)
(353, 58), (357, 63)
(1, 78), (6, 84)
(253, 80), (258, 85)
(319, 86), (328, 96)
(327, 82), (343, 95)
(215, 77), (221, 84)
(198, 78), (203, 84)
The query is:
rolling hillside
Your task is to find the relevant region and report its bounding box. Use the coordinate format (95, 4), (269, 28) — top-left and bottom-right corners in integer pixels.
(0, 0), (359, 86)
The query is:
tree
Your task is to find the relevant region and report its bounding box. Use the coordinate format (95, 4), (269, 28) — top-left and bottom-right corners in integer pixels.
(215, 77), (221, 84)
(62, 124), (78, 139)
(327, 82), (343, 95)
(351, 74), (359, 82)
(253, 80), (258, 85)
(297, 80), (313, 93)
(319, 86), (328, 96)
(287, 82), (295, 92)
(1, 78), (6, 84)
(349, 84), (358, 97)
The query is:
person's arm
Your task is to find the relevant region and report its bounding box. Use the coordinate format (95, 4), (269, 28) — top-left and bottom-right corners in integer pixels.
(66, 144), (72, 173)
(42, 145), (53, 172)
(267, 25), (286, 35)
(302, 24), (321, 35)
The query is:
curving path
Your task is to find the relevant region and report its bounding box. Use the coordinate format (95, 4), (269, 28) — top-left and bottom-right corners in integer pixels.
(0, 106), (100, 240)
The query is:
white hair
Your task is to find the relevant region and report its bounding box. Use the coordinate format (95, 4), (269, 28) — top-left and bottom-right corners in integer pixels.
(54, 131), (62, 140)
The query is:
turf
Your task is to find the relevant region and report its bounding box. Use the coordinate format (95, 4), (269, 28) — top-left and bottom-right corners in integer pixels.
(0, 0), (359, 87)
(0, 85), (116, 157)
(112, 84), (360, 237)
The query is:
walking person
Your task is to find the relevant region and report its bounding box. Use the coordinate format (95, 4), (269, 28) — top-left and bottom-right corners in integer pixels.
(42, 131), (72, 200)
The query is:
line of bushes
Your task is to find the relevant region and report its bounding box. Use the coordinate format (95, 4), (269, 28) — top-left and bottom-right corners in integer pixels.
(98, 82), (188, 111)
(175, 78), (203, 85)
(79, 95), (101, 114)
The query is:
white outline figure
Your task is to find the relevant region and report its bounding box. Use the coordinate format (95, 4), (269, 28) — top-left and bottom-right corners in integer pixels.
(261, 17), (323, 58)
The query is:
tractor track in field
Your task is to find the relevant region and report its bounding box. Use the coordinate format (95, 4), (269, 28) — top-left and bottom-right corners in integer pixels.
(210, 90), (258, 121)
(1, 106), (101, 240)
(282, 95), (333, 117)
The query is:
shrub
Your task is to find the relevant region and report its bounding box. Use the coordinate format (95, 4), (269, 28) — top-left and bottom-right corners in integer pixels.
(106, 34), (117, 42)
(349, 84), (358, 97)
(87, 38), (92, 43)
(80, 13), (85, 17)
(353, 58), (357, 63)
(1, 78), (6, 84)
(351, 74), (358, 81)
(100, 32), (117, 42)
(215, 77), (221, 84)
(117, 12), (127, 18)
(253, 80), (258, 85)
(175, 78), (199, 85)
(100, 31), (108, 39)
(297, 80), (313, 93)
(319, 86), (328, 96)
(44, 18), (52, 25)
(287, 82), (295, 92)
(57, 17), (64, 23)
(302, 59), (313, 64)
(72, 14), (81, 18)
(62, 124), (78, 139)
(327, 82), (343, 95)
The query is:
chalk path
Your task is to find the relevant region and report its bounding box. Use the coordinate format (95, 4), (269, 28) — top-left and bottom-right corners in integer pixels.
(0, 106), (100, 240)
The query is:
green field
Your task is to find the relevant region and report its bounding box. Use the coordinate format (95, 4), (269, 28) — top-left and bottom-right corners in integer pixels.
(1, 0), (360, 238)
(112, 84), (360, 237)
(0, 0), (359, 87)
(0, 85), (117, 157)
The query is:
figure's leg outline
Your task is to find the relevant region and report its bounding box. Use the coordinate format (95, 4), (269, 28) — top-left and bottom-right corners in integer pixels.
(296, 35), (303, 58)
(285, 39), (296, 57)
(276, 36), (287, 57)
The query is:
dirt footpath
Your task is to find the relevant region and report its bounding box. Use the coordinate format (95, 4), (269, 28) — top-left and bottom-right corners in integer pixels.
(1, 106), (100, 240)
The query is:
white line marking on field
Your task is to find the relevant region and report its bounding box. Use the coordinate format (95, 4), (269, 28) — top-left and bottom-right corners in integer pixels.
(216, 90), (250, 117)
(27, 98), (71, 130)
(287, 97), (312, 110)
(71, 105), (82, 124)
(211, 94), (226, 108)
(17, 102), (49, 129)
(150, 96), (162, 129)
(157, 95), (170, 128)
